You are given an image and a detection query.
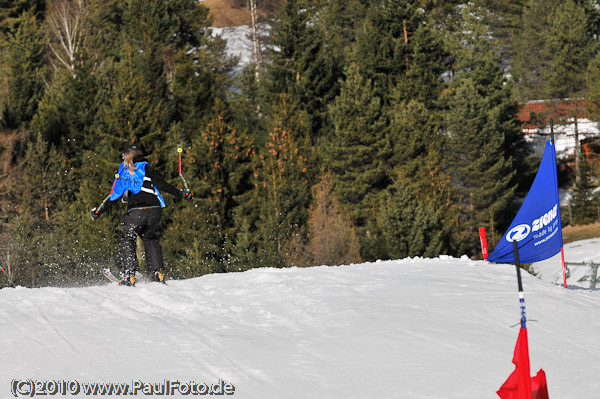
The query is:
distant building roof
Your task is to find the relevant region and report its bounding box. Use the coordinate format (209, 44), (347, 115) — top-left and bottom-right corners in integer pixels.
(518, 99), (588, 132)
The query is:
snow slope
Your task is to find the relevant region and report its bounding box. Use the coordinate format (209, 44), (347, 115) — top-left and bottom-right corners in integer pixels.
(211, 25), (254, 76)
(2, 247), (600, 399)
(211, 24), (271, 77)
(532, 237), (600, 289)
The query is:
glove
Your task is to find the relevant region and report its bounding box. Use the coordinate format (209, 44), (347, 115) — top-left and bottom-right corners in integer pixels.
(180, 189), (193, 201)
(91, 208), (101, 220)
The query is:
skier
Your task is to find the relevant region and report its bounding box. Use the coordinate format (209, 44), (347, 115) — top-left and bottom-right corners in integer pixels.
(91, 144), (192, 285)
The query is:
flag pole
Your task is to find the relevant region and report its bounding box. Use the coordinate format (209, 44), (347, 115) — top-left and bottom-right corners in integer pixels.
(551, 119), (568, 288)
(513, 240), (526, 328)
(510, 240), (532, 399)
(497, 241), (550, 399)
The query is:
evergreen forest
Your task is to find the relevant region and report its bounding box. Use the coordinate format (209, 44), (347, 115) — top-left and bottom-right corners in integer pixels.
(1, 0), (600, 287)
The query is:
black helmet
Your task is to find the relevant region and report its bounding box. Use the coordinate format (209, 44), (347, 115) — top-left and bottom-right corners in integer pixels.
(122, 144), (143, 155)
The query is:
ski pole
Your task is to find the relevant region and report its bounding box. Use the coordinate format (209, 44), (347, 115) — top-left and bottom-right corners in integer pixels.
(177, 148), (190, 191)
(513, 240), (527, 329)
(92, 174), (119, 217)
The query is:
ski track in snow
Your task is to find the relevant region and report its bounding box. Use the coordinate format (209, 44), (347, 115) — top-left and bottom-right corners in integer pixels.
(1, 247), (600, 398)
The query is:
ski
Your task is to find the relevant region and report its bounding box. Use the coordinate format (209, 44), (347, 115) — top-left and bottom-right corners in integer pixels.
(101, 268), (167, 286)
(101, 267), (123, 285)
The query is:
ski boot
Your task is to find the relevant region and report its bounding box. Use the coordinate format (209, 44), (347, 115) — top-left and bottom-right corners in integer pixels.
(120, 269), (136, 286)
(151, 269), (165, 284)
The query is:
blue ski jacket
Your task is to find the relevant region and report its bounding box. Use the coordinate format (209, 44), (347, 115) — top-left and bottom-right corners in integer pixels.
(100, 156), (180, 213)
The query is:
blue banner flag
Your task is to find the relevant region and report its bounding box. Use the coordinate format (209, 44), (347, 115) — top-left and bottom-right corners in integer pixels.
(488, 141), (563, 264)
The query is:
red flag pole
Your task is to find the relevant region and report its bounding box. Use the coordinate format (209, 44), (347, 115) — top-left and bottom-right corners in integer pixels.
(560, 247), (567, 288)
(551, 120), (568, 289)
(108, 174), (119, 196)
(178, 148), (182, 175)
(479, 227), (489, 262)
(177, 147), (189, 191)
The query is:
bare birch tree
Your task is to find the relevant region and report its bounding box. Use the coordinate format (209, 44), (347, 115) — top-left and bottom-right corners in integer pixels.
(47, 0), (88, 72)
(249, 0), (262, 81)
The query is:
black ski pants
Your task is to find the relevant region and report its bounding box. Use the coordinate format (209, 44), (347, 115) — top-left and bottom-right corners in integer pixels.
(120, 207), (164, 273)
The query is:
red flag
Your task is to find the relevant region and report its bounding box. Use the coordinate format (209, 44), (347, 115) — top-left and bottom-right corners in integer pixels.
(497, 328), (549, 399)
(479, 227), (489, 261)
(531, 370), (549, 399)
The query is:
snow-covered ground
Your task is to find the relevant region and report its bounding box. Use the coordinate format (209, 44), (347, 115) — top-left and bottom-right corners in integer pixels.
(1, 240), (599, 398)
(211, 24), (271, 76)
(211, 25), (254, 76)
(532, 237), (600, 289)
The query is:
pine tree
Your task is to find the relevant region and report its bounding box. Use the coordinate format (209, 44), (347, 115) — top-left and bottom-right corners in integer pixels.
(264, 0), (342, 141)
(0, 126), (29, 215)
(5, 133), (75, 287)
(32, 54), (103, 154)
(84, 0), (127, 60)
(442, 6), (534, 255)
(544, 0), (596, 170)
(571, 154), (599, 224)
(1, 10), (46, 129)
(444, 78), (518, 256)
(378, 99), (456, 259)
(471, 0), (526, 60)
(544, 0), (594, 101)
(93, 46), (169, 163)
(377, 176), (451, 260)
(0, 11), (48, 277)
(161, 102), (258, 276)
(20, 133), (68, 221)
(266, 0), (314, 95)
(585, 51), (600, 125)
(170, 43), (232, 136)
(0, 0), (45, 39)
(352, 0), (447, 108)
(510, 0), (560, 101)
(315, 0), (374, 62)
(388, 97), (440, 179)
(0, 213), (39, 286)
(449, 5), (534, 195)
(250, 94), (312, 268)
(229, 65), (268, 147)
(326, 63), (389, 259)
(334, 0), (451, 259)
